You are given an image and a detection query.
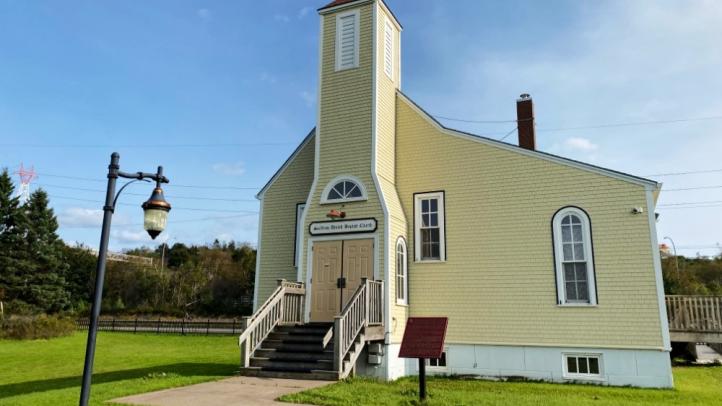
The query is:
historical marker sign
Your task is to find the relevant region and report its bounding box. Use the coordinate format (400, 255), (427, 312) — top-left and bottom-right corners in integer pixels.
(398, 317), (448, 401)
(399, 317), (448, 359)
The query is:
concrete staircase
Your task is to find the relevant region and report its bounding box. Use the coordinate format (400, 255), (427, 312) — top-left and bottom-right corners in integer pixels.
(239, 323), (339, 380)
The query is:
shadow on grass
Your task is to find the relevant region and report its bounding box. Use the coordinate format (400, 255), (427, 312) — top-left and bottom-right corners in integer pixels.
(0, 362), (236, 399)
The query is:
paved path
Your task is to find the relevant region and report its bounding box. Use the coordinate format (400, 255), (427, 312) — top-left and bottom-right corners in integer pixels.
(110, 376), (331, 406)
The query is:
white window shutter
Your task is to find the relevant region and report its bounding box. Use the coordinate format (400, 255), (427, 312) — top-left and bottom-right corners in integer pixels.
(336, 11), (359, 71)
(384, 19), (393, 79)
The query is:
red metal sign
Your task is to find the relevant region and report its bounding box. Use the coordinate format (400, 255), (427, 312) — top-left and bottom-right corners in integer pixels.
(398, 317), (448, 359)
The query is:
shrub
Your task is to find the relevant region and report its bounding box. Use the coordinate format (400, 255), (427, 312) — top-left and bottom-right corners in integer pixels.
(0, 315), (76, 340)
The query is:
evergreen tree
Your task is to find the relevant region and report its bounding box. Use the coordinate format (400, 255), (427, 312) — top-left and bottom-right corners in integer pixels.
(0, 169), (33, 313)
(22, 189), (70, 313)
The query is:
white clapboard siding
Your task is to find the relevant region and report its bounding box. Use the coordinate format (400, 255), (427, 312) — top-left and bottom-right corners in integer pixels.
(384, 19), (393, 79)
(336, 11), (359, 71)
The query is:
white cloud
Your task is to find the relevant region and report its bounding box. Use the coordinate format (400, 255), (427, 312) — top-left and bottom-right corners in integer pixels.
(299, 91), (316, 107)
(212, 161), (246, 176)
(298, 7), (311, 19)
(111, 229), (151, 244)
(59, 208), (104, 227)
(563, 137), (598, 152)
(197, 8), (212, 23)
(260, 72), (277, 84)
(274, 14), (290, 23)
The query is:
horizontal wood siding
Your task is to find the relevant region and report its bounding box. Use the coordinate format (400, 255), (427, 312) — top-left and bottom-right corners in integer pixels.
(257, 138), (315, 305)
(395, 95), (664, 349)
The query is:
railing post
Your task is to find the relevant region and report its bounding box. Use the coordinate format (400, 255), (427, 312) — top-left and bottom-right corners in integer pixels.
(361, 278), (369, 327)
(334, 316), (343, 374)
(240, 316), (251, 367)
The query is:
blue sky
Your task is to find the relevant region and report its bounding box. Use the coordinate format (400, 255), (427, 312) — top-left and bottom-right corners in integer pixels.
(1, 0), (721, 256)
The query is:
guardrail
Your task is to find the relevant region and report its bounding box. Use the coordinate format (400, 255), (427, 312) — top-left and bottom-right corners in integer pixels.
(334, 278), (384, 378)
(238, 279), (306, 367)
(666, 295), (722, 332)
(76, 317), (243, 335)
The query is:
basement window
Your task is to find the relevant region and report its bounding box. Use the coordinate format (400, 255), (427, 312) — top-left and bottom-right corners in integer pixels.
(563, 354), (602, 380)
(426, 351), (447, 370)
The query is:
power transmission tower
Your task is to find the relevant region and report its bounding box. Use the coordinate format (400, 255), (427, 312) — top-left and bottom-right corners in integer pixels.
(14, 163), (37, 204)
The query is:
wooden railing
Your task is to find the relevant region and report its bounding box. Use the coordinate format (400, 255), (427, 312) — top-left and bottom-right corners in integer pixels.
(334, 278), (384, 377)
(666, 295), (722, 333)
(238, 279), (305, 367)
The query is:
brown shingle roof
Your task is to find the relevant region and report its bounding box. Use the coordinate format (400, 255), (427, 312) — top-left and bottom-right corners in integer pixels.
(318, 0), (361, 11)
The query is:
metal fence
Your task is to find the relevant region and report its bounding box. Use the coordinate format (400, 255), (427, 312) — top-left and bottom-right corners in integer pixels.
(75, 318), (244, 335)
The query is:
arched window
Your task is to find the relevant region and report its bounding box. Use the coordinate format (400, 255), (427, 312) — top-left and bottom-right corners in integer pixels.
(396, 237), (408, 304)
(552, 207), (597, 305)
(321, 176), (367, 204)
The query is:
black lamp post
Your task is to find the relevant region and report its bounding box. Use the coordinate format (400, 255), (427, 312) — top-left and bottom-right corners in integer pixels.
(79, 152), (171, 406)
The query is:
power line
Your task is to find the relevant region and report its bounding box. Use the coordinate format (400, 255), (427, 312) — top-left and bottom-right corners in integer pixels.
(60, 213), (257, 229)
(499, 127), (519, 141)
(646, 169), (722, 177)
(0, 141), (295, 149)
(658, 200), (722, 207)
(34, 183), (258, 202)
(47, 194), (258, 214)
(31, 172), (261, 190)
(663, 185), (722, 192)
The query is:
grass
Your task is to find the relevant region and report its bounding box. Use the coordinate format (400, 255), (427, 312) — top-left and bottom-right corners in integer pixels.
(280, 366), (722, 405)
(0, 332), (239, 405)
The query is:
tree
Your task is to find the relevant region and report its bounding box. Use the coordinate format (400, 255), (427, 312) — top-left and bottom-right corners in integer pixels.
(0, 169), (34, 313)
(20, 189), (70, 313)
(63, 244), (96, 308)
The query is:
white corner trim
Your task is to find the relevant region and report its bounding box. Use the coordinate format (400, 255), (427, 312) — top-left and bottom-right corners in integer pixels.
(396, 91), (658, 188)
(646, 186), (672, 351)
(252, 198), (264, 311)
(369, 4), (393, 358)
(320, 174), (369, 204)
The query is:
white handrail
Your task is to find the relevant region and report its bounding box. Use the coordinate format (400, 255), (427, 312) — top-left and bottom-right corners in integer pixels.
(666, 295), (722, 332)
(333, 278), (384, 377)
(238, 279), (305, 367)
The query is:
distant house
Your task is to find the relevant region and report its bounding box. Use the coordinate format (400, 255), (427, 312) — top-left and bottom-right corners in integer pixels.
(244, 0), (672, 388)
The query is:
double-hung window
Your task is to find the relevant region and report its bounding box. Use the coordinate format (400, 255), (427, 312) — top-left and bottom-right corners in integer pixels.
(552, 207), (597, 305)
(414, 192), (446, 262)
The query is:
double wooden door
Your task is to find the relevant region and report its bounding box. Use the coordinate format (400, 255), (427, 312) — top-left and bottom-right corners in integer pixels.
(310, 239), (373, 322)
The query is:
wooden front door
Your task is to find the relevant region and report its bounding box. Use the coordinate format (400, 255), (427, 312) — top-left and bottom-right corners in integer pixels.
(310, 239), (374, 322)
(341, 239), (374, 308)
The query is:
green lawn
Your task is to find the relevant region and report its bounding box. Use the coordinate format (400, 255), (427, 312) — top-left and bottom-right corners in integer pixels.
(0, 332), (239, 405)
(280, 366), (722, 406)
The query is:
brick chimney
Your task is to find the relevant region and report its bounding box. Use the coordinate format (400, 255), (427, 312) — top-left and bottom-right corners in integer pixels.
(516, 93), (535, 150)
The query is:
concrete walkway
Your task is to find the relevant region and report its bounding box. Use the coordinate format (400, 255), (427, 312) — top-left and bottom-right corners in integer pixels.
(110, 376), (331, 406)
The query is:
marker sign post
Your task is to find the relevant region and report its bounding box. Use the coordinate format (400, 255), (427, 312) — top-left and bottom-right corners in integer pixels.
(398, 317), (448, 401)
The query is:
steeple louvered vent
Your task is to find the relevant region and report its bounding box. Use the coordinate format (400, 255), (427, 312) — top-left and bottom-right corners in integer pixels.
(335, 11), (359, 71)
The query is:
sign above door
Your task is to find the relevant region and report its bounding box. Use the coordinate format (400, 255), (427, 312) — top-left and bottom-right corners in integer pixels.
(309, 218), (377, 235)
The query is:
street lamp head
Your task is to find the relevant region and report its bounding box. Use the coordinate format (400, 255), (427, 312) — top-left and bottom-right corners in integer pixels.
(142, 185), (171, 240)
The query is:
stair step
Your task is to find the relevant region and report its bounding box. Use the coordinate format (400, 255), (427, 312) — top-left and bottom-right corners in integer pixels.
(255, 348), (334, 361)
(261, 340), (329, 352)
(250, 358), (334, 370)
(275, 326), (330, 335)
(239, 367), (338, 381)
(280, 335), (327, 344)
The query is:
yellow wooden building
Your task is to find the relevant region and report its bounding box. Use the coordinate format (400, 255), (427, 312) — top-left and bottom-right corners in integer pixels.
(243, 0), (672, 387)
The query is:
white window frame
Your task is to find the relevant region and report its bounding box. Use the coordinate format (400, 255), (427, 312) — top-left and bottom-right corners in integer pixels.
(552, 207), (597, 306)
(414, 191), (446, 262)
(335, 10), (360, 72)
(294, 203), (306, 267)
(562, 353), (604, 381)
(383, 17), (394, 80)
(320, 175), (368, 204)
(395, 237), (408, 305)
(425, 349), (448, 371)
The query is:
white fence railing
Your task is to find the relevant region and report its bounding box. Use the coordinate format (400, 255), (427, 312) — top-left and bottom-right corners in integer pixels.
(333, 278), (383, 377)
(238, 279), (305, 367)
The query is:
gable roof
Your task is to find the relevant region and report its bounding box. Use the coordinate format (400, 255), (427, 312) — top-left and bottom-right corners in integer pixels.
(256, 128), (315, 200)
(319, 0), (359, 11)
(397, 90), (660, 189)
